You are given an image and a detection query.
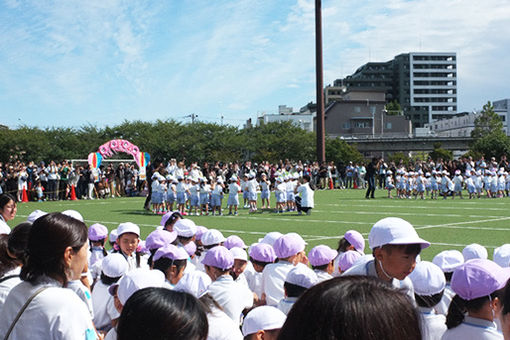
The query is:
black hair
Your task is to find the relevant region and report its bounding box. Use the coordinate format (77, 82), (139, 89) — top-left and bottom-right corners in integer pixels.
(153, 258), (187, 279)
(203, 243), (220, 250)
(446, 289), (502, 329)
(0, 193), (16, 210)
(444, 272), (453, 282)
(89, 239), (108, 257)
(199, 293), (223, 314)
(100, 272), (122, 286)
(0, 234), (18, 277)
(250, 259), (272, 268)
(284, 282), (307, 298)
(178, 236), (193, 245)
(311, 263), (329, 271)
(20, 212), (88, 286)
(7, 222), (32, 266)
(117, 287), (208, 340)
(147, 248), (158, 267)
(165, 212), (182, 229)
(503, 279), (510, 316)
(336, 237), (352, 253)
(414, 291), (444, 308)
(277, 276), (421, 340)
(379, 244), (422, 256)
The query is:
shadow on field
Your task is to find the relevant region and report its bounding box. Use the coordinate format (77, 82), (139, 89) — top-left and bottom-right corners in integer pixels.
(113, 210), (155, 216)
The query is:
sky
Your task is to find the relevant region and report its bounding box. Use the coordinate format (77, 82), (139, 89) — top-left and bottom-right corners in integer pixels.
(1, 0), (510, 129)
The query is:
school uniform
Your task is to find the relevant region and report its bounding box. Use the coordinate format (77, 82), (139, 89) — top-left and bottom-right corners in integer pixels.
(244, 262), (263, 299)
(190, 184), (200, 207)
(342, 259), (415, 300)
(210, 185), (223, 207)
(91, 280), (119, 332)
(276, 296), (298, 315)
(0, 267), (22, 309)
(262, 260), (295, 306)
(206, 304), (244, 340)
(67, 280), (94, 318)
(227, 182), (241, 206)
(0, 277), (97, 339)
(207, 275), (253, 323)
(260, 180), (270, 200)
(248, 179), (259, 201)
(286, 180), (296, 202)
(167, 183), (176, 204)
(418, 306), (447, 340)
(0, 215), (11, 234)
(453, 175), (463, 193)
(176, 182), (187, 204)
(200, 184), (211, 205)
(314, 269), (333, 283)
(435, 284), (455, 316)
(441, 315), (502, 340)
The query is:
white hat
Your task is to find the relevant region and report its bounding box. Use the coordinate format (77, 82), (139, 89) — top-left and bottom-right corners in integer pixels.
(285, 264), (318, 289)
(26, 209), (47, 223)
(115, 268), (166, 305)
(258, 231), (283, 247)
(173, 219), (197, 238)
(432, 250), (464, 272)
(102, 253), (128, 278)
(62, 210), (84, 222)
(117, 222), (140, 238)
(368, 217), (430, 250)
(201, 229), (226, 246)
(462, 243), (488, 261)
(242, 306), (287, 336)
(494, 244), (510, 268)
(408, 261), (446, 296)
(174, 271), (212, 298)
(230, 247), (248, 262)
(109, 229), (118, 243)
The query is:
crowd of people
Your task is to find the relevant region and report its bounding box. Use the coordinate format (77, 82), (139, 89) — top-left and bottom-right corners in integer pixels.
(1, 192), (510, 339)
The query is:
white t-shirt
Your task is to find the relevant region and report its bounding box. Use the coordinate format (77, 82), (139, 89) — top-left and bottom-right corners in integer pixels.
(92, 280), (120, 331)
(418, 306), (447, 340)
(0, 216), (11, 234)
(297, 183), (314, 208)
(0, 278), (97, 340)
(277, 296), (298, 315)
(262, 261), (295, 306)
(207, 275), (253, 323)
(244, 263), (263, 299)
(206, 305), (244, 340)
(314, 269), (333, 283)
(441, 316), (502, 340)
(0, 267), (22, 310)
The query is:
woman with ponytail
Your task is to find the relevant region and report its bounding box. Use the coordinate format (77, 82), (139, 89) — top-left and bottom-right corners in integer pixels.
(442, 259), (510, 340)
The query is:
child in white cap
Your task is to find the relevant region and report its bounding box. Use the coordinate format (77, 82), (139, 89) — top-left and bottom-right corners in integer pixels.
(203, 246), (253, 323)
(210, 178), (225, 216)
(199, 178), (211, 216)
(408, 261), (447, 340)
(247, 173), (259, 213)
(308, 245), (338, 282)
(277, 265), (318, 315)
(260, 173), (271, 209)
(342, 217), (430, 299)
(227, 176), (241, 216)
(433, 250), (464, 315)
(442, 259), (510, 340)
(115, 222), (148, 271)
(230, 247), (249, 287)
(274, 177), (287, 213)
(242, 306), (287, 340)
(462, 243), (488, 261)
(262, 233), (307, 306)
(494, 244), (510, 268)
(294, 175), (314, 216)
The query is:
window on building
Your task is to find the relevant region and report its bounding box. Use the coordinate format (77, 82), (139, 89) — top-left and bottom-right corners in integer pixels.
(354, 106), (361, 113)
(354, 122), (369, 128)
(386, 122), (392, 130)
(342, 123), (350, 129)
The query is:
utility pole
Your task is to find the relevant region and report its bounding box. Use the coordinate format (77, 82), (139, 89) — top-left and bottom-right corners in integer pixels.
(315, 0), (326, 163)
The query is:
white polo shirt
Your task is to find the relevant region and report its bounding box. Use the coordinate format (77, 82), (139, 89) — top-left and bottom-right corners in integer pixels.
(441, 316), (502, 340)
(0, 278), (97, 340)
(342, 259), (415, 300)
(435, 284), (455, 316)
(297, 183), (314, 208)
(418, 306), (447, 340)
(277, 296), (299, 315)
(0, 267), (22, 309)
(206, 305), (244, 340)
(207, 275), (253, 323)
(91, 280), (120, 331)
(262, 260), (295, 306)
(244, 263), (263, 299)
(314, 269), (333, 283)
(0, 216), (10, 235)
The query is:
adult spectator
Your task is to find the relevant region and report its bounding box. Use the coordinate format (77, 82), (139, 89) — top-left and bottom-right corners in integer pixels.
(365, 157), (378, 199)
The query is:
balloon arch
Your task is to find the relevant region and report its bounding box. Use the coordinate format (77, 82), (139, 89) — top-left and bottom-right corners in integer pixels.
(88, 139), (150, 180)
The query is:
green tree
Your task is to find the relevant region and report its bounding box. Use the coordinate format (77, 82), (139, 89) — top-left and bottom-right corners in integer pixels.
(429, 142), (453, 162)
(384, 100), (402, 115)
(325, 138), (363, 164)
(470, 101), (510, 159)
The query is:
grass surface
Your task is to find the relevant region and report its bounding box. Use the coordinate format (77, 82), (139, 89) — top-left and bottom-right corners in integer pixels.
(11, 189), (510, 261)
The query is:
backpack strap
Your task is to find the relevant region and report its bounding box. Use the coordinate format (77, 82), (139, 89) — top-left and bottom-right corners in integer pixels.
(3, 286), (49, 340)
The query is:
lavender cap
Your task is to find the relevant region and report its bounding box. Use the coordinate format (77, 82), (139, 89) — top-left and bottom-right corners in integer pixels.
(224, 235), (248, 250)
(201, 246), (234, 270)
(160, 211), (182, 227)
(344, 230), (365, 253)
(184, 241), (197, 257)
(308, 245), (338, 267)
(338, 250), (362, 272)
(195, 226), (209, 241)
(451, 259), (510, 300)
(88, 223), (108, 241)
(153, 244), (189, 262)
(273, 233), (306, 259)
(145, 229), (177, 250)
(249, 243), (277, 263)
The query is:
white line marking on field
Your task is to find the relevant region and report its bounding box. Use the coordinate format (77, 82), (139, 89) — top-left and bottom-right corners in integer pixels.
(415, 216), (510, 231)
(313, 210), (506, 219)
(323, 203), (510, 212)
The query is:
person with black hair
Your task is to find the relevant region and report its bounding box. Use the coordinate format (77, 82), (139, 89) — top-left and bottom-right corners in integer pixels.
(0, 193), (17, 234)
(0, 212), (97, 339)
(365, 157), (378, 199)
(117, 287), (208, 340)
(443, 259), (509, 340)
(152, 244), (188, 287)
(277, 275), (421, 340)
(294, 175), (314, 215)
(245, 243), (277, 303)
(432, 249), (464, 316)
(498, 278), (510, 340)
(91, 253), (128, 334)
(0, 222), (31, 309)
(277, 265), (317, 315)
(114, 222), (147, 271)
(408, 261), (447, 340)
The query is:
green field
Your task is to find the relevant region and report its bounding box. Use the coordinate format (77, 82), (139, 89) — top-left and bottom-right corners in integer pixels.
(11, 189), (510, 261)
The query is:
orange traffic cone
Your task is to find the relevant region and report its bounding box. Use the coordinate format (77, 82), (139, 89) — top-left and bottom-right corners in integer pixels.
(353, 180), (358, 189)
(329, 178), (334, 190)
(70, 185), (77, 201)
(22, 188), (28, 202)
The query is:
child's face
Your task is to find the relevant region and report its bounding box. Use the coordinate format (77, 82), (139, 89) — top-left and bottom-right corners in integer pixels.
(376, 246), (418, 281)
(118, 233), (139, 256)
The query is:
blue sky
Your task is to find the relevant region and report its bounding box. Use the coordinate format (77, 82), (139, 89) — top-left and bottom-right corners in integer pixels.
(1, 0), (510, 128)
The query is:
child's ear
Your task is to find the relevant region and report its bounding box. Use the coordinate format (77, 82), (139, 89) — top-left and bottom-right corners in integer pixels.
(374, 247), (384, 261)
